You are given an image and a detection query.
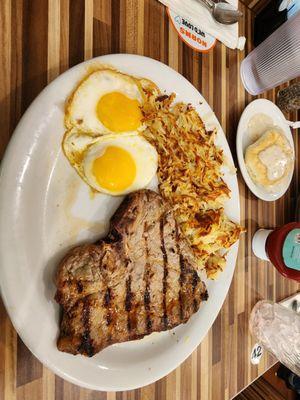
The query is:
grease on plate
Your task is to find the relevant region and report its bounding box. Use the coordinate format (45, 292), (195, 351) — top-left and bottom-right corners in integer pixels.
(61, 177), (105, 241)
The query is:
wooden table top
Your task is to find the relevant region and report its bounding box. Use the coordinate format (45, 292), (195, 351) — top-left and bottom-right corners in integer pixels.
(0, 1), (299, 399)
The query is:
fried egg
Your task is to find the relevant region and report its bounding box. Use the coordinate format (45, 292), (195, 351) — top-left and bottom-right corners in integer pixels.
(63, 129), (158, 196)
(65, 69), (145, 136)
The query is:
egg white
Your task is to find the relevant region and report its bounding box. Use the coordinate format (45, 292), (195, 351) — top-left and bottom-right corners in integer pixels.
(63, 129), (158, 196)
(65, 69), (145, 136)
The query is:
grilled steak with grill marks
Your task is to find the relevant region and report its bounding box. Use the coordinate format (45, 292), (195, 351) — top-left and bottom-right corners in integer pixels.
(55, 190), (208, 357)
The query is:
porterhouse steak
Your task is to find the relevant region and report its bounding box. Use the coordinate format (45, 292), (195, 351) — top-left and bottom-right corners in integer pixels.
(55, 189), (208, 356)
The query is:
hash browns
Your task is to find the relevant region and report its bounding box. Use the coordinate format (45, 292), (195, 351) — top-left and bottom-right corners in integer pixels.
(141, 84), (242, 279)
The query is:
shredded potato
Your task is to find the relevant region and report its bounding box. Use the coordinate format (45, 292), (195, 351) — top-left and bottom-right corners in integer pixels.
(140, 85), (242, 278)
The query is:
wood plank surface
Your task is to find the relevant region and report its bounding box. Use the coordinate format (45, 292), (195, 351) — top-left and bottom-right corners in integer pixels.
(0, 1), (299, 399)
(240, 0), (271, 14)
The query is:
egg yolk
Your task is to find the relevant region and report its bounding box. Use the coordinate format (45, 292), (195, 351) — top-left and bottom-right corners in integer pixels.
(92, 146), (136, 193)
(96, 92), (142, 132)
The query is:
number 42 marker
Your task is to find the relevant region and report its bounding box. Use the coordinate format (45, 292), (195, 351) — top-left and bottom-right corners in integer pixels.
(251, 343), (264, 365)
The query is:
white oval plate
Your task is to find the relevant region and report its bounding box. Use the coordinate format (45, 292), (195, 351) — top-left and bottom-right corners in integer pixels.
(236, 99), (295, 202)
(0, 54), (240, 391)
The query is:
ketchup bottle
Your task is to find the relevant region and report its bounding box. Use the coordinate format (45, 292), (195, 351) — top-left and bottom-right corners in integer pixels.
(252, 222), (300, 282)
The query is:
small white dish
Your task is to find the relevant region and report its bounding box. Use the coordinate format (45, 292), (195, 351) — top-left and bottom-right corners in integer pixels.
(236, 99), (295, 202)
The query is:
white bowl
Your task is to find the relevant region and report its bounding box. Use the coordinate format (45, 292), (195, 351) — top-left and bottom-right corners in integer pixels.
(236, 99), (295, 202)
